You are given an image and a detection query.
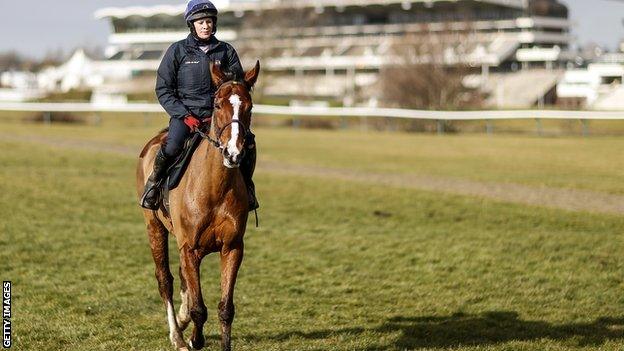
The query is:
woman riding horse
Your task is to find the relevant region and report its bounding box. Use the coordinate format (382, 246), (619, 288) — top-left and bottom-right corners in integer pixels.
(137, 61), (260, 351)
(140, 0), (258, 211)
(136, 2), (260, 349)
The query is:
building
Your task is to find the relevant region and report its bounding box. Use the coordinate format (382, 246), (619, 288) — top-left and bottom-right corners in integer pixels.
(0, 70), (44, 102)
(557, 53), (624, 110)
(93, 0), (572, 107)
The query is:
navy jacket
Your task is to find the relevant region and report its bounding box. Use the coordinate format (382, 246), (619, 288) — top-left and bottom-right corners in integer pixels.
(155, 34), (244, 119)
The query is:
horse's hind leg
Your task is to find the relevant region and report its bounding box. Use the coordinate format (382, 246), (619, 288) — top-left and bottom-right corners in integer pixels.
(146, 217), (188, 350)
(218, 243), (244, 351)
(179, 246), (207, 350)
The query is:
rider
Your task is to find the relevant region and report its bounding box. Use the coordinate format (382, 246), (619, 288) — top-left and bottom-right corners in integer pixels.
(140, 0), (258, 211)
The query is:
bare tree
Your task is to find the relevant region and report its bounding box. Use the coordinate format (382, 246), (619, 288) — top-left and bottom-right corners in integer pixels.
(0, 51), (26, 71)
(235, 4), (317, 104)
(0, 49), (66, 72)
(379, 26), (483, 110)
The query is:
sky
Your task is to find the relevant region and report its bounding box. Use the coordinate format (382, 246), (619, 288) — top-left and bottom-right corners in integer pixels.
(1, 0), (624, 59)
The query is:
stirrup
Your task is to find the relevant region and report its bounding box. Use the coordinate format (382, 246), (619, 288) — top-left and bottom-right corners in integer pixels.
(140, 181), (162, 210)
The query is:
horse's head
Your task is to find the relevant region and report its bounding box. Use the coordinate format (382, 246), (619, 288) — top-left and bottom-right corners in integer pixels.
(209, 61), (260, 168)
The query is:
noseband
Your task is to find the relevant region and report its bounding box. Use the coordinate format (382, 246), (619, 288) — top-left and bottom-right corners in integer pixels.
(199, 120), (249, 153)
(198, 81), (250, 155)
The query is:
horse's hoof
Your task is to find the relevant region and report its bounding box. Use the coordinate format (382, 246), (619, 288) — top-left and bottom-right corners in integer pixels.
(189, 335), (205, 350)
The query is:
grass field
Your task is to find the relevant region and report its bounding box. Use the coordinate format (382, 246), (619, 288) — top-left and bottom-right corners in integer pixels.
(1, 117), (623, 195)
(1, 120), (624, 350)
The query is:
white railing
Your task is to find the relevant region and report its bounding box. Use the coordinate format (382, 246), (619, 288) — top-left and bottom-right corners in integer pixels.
(1, 102), (623, 120)
(0, 102), (164, 113)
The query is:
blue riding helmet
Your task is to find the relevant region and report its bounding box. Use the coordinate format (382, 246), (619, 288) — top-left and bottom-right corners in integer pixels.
(185, 0), (219, 31)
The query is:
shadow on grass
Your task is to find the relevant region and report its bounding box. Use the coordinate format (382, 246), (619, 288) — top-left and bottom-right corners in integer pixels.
(241, 311), (624, 349)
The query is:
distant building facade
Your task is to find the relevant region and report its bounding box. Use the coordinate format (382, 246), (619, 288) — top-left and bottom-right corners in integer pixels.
(92, 0), (573, 108)
(557, 53), (624, 110)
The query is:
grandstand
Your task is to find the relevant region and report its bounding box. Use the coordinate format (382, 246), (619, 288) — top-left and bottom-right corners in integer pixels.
(557, 53), (624, 110)
(94, 0), (573, 107)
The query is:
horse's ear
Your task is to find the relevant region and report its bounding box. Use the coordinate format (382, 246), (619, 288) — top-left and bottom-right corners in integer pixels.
(244, 60), (260, 89)
(210, 62), (227, 87)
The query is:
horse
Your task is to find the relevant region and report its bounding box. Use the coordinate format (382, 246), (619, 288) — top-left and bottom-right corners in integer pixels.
(136, 61), (260, 351)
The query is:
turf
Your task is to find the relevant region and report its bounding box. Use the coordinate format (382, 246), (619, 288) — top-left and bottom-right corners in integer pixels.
(0, 119), (623, 195)
(1, 136), (624, 350)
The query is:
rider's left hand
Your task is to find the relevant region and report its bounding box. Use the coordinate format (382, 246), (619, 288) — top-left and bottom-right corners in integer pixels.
(184, 115), (201, 132)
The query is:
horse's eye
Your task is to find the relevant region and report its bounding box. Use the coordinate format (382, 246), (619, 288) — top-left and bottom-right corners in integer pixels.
(215, 103), (221, 110)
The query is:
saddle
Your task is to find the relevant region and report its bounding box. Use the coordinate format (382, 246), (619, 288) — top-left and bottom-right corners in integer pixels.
(161, 132), (204, 213)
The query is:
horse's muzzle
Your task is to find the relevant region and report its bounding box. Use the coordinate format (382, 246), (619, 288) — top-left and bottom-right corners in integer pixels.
(222, 148), (244, 168)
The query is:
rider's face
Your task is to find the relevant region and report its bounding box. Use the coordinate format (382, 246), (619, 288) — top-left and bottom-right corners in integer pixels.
(193, 17), (214, 40)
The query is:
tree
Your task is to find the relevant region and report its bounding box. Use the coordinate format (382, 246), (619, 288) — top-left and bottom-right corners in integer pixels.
(379, 27), (483, 110)
(0, 51), (24, 71)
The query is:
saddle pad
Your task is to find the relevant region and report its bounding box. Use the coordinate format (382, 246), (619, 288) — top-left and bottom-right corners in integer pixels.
(166, 132), (203, 190)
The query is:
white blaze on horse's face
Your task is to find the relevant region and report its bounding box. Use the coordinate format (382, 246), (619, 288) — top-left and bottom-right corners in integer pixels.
(224, 94), (242, 168)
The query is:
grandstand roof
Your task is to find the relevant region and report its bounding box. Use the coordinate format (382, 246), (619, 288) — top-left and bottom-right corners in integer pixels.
(95, 0), (525, 19)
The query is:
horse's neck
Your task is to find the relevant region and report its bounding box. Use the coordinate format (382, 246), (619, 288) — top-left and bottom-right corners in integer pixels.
(193, 138), (236, 197)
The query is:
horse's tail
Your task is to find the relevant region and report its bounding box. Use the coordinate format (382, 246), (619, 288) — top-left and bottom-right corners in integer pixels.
(139, 128), (169, 158)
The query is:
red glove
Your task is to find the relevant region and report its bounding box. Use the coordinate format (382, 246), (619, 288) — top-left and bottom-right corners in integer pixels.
(183, 115), (201, 131)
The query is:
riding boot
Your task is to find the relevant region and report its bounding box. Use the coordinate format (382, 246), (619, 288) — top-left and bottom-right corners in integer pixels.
(140, 148), (172, 210)
(241, 133), (259, 211)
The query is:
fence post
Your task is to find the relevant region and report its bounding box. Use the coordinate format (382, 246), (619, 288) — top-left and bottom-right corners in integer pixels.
(535, 118), (543, 137)
(340, 116), (347, 130)
(360, 116), (368, 132)
(581, 119), (589, 137)
(43, 111), (51, 125)
(437, 119), (444, 135)
(97, 112), (103, 126)
(486, 119), (493, 135)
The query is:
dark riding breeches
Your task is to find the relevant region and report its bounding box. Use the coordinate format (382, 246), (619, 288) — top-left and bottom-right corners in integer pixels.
(163, 118), (192, 158)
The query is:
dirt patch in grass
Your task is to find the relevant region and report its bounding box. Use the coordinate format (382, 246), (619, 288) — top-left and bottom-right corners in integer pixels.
(261, 161), (624, 215)
(2, 132), (623, 215)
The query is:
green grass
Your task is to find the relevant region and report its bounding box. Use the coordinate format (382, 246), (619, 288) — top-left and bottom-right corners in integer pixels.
(1, 118), (623, 195)
(258, 128), (624, 195)
(2, 134), (624, 350)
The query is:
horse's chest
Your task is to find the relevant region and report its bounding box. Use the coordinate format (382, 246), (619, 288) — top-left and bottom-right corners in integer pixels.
(195, 217), (244, 252)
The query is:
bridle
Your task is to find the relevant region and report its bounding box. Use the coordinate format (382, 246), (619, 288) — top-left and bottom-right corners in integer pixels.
(198, 119), (249, 153)
(198, 80), (250, 156)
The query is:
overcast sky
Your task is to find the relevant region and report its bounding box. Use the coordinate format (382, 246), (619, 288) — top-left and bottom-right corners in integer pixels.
(1, 0), (624, 59)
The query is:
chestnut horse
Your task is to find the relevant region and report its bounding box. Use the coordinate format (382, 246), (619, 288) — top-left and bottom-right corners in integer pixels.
(136, 61), (260, 351)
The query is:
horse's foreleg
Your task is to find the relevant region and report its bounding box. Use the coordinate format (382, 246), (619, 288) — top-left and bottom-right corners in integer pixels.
(177, 265), (192, 331)
(179, 246), (207, 350)
(146, 218), (188, 350)
(218, 243), (244, 351)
